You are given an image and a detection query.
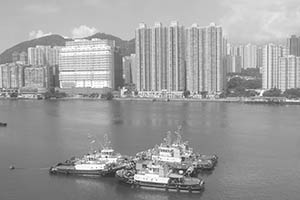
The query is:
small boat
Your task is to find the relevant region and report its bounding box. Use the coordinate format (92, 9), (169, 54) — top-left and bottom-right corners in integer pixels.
(0, 122), (7, 127)
(116, 160), (204, 193)
(49, 135), (127, 176)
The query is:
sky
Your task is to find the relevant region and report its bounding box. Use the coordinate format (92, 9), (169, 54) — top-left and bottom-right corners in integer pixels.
(0, 0), (300, 53)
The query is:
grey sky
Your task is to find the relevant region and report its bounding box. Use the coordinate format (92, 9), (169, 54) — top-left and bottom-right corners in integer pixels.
(0, 0), (299, 53)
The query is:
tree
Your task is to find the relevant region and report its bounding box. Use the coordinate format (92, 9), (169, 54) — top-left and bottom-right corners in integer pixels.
(283, 88), (300, 99)
(200, 91), (208, 99)
(219, 92), (226, 98)
(9, 92), (18, 98)
(226, 76), (262, 97)
(244, 79), (262, 89)
(89, 93), (99, 98)
(263, 88), (282, 97)
(183, 90), (190, 98)
(227, 77), (243, 90)
(101, 92), (114, 100)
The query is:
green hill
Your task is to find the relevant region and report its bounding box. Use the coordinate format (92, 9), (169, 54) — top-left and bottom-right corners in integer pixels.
(0, 33), (135, 64)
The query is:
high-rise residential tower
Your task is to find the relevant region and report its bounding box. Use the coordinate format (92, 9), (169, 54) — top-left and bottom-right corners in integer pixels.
(262, 44), (287, 89)
(122, 54), (137, 85)
(186, 23), (225, 94)
(244, 43), (257, 69)
(202, 23), (224, 93)
(0, 63), (25, 89)
(186, 24), (201, 93)
(167, 21), (185, 91)
(151, 22), (168, 91)
(28, 46), (61, 66)
(135, 23), (151, 91)
(257, 46), (263, 72)
(287, 35), (300, 56)
(135, 22), (184, 92)
(278, 55), (300, 91)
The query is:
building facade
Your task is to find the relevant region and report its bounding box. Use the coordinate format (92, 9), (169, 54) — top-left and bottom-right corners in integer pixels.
(24, 66), (53, 89)
(262, 44), (287, 89)
(186, 23), (225, 94)
(122, 55), (135, 84)
(287, 35), (300, 56)
(224, 55), (241, 73)
(243, 43), (257, 69)
(135, 22), (225, 94)
(151, 22), (168, 91)
(167, 21), (185, 91)
(278, 55), (300, 91)
(28, 46), (61, 66)
(12, 51), (27, 65)
(135, 23), (151, 91)
(59, 39), (122, 90)
(0, 63), (24, 89)
(186, 24), (201, 93)
(135, 22), (185, 92)
(257, 46), (263, 72)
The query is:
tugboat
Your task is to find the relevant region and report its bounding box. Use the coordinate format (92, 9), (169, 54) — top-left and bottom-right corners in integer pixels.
(116, 160), (204, 193)
(0, 122), (7, 127)
(135, 127), (218, 172)
(49, 134), (126, 176)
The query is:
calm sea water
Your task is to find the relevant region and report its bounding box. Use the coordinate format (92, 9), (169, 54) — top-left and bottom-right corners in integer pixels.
(0, 100), (300, 200)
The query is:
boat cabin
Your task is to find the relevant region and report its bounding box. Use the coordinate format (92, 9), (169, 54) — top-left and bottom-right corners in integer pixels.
(152, 146), (182, 163)
(101, 149), (115, 158)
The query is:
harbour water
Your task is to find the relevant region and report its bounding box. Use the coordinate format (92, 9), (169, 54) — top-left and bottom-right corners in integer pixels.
(0, 100), (300, 200)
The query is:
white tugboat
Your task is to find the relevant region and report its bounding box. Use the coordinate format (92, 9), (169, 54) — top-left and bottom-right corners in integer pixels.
(49, 134), (126, 176)
(116, 160), (204, 193)
(136, 127), (218, 172)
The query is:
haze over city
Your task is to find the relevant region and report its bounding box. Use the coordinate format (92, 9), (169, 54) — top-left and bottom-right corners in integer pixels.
(1, 0), (300, 53)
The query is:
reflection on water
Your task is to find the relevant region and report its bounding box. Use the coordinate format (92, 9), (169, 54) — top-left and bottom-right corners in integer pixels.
(1, 100), (300, 200)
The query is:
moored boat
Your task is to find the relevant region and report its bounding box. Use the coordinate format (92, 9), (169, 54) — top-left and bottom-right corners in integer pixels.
(50, 134), (127, 176)
(116, 160), (204, 193)
(0, 122), (7, 127)
(135, 127), (218, 172)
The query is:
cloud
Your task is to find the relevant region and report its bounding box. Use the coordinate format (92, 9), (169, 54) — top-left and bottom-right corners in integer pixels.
(29, 30), (52, 39)
(82, 0), (100, 6)
(24, 4), (60, 14)
(71, 25), (98, 38)
(220, 0), (300, 43)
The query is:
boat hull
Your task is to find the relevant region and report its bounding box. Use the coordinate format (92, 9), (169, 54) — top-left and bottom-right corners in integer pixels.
(49, 164), (122, 177)
(0, 122), (7, 127)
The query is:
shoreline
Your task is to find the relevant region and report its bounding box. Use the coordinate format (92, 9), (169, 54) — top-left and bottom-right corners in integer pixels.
(114, 97), (300, 105)
(114, 97), (241, 103)
(1, 97), (300, 105)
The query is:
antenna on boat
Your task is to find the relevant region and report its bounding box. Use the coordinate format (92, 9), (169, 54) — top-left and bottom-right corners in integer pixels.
(163, 131), (172, 146)
(174, 125), (183, 145)
(103, 133), (111, 148)
(87, 133), (95, 153)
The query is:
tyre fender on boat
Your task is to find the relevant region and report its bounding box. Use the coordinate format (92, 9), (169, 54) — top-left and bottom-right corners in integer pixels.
(127, 179), (134, 184)
(124, 171), (133, 178)
(176, 184), (180, 192)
